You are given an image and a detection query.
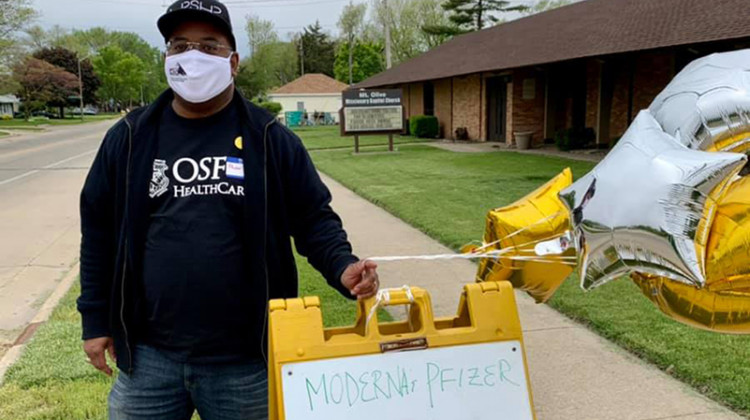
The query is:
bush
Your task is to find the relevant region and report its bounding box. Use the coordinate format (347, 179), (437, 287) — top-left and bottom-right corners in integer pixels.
(555, 127), (596, 151)
(253, 101), (282, 116)
(1, 114), (12, 121)
(455, 127), (469, 141)
(410, 115), (439, 139)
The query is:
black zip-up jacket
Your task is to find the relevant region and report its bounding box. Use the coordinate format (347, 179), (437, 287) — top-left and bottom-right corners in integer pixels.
(77, 89), (358, 373)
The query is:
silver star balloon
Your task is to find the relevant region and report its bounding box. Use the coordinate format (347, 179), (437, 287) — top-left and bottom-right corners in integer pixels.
(650, 49), (750, 153)
(559, 111), (747, 291)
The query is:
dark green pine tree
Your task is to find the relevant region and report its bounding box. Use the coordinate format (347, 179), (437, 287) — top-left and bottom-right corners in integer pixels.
(295, 21), (337, 77)
(423, 0), (527, 37)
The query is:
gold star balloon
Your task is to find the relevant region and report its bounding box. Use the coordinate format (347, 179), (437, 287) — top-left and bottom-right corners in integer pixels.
(559, 111), (747, 291)
(473, 169), (576, 303)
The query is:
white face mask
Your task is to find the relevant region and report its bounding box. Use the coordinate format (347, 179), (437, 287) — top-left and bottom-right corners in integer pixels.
(165, 49), (233, 104)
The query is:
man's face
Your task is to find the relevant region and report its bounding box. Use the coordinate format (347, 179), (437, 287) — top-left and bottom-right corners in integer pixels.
(168, 21), (240, 77)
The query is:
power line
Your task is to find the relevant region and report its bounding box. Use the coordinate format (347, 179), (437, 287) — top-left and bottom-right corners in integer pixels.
(74, 0), (352, 7)
(75, 0), (162, 5)
(225, 0), (350, 8)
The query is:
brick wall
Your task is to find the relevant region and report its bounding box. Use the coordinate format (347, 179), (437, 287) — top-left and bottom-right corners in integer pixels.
(608, 51), (675, 141)
(452, 74), (482, 140)
(511, 69), (546, 146)
(585, 60), (601, 139)
(409, 82), (424, 117)
(393, 50), (675, 144)
(609, 64), (631, 141)
(434, 78), (452, 138)
(633, 51), (675, 113)
(402, 84), (410, 118)
(506, 80), (513, 142)
(480, 75), (487, 141)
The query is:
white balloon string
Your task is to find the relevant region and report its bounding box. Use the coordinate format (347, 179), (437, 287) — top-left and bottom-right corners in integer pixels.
(472, 211), (565, 253)
(368, 240), (576, 265)
(368, 253), (576, 265)
(365, 285), (415, 334)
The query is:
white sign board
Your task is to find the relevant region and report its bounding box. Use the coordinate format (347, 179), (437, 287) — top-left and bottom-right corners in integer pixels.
(281, 340), (533, 420)
(344, 106), (404, 132)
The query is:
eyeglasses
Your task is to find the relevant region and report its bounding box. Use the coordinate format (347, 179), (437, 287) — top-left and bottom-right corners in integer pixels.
(166, 40), (234, 57)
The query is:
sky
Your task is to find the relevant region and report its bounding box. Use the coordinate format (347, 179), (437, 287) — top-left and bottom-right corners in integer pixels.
(30, 0), (552, 58)
(31, 0), (361, 58)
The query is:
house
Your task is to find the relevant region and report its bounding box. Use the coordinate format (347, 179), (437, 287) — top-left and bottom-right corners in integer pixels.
(268, 74), (349, 125)
(355, 0), (750, 145)
(0, 95), (20, 118)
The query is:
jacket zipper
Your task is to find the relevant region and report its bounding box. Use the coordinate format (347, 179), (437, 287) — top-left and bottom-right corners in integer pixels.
(260, 119), (274, 364)
(122, 118), (134, 374)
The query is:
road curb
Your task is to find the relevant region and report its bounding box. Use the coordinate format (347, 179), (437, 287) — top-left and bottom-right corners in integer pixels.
(0, 261), (79, 385)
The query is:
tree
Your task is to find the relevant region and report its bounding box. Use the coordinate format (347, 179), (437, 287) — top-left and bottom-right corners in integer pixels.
(522, 0), (572, 15)
(334, 41), (384, 84)
(92, 45), (146, 108)
(12, 57), (78, 120)
(33, 47), (101, 107)
(295, 21), (336, 77)
(246, 14), (278, 57)
(372, 0), (452, 64)
(236, 41), (299, 99)
(109, 31), (167, 104)
(338, 2), (367, 85)
(54, 28), (167, 104)
(423, 0), (527, 36)
(0, 0), (37, 54)
(0, 0), (38, 93)
(24, 25), (53, 51)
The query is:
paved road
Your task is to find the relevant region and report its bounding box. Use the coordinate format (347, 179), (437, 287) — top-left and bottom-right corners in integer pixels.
(0, 120), (118, 355)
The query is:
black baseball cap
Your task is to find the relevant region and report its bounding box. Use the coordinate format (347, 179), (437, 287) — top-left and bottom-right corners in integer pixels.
(158, 0), (237, 50)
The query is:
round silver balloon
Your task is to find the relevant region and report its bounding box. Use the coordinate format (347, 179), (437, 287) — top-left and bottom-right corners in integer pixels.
(650, 49), (750, 153)
(559, 111), (747, 291)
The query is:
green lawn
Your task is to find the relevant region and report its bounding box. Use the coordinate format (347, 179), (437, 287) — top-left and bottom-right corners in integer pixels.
(292, 125), (431, 150)
(0, 253), (382, 419)
(307, 144), (750, 416)
(0, 114), (119, 128)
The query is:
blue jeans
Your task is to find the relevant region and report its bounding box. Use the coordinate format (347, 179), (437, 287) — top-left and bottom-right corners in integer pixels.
(109, 344), (268, 420)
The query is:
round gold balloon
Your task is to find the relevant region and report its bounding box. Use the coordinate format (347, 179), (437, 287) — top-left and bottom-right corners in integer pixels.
(632, 273), (750, 334)
(632, 173), (750, 333)
(475, 168), (574, 303)
(705, 175), (750, 292)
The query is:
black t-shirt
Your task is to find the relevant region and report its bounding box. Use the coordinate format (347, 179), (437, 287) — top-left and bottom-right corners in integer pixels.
(139, 102), (254, 363)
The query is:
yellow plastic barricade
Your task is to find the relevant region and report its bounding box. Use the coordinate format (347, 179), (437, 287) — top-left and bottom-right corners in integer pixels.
(268, 282), (536, 420)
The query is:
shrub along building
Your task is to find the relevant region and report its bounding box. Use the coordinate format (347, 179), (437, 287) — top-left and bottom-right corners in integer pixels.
(355, 0), (750, 146)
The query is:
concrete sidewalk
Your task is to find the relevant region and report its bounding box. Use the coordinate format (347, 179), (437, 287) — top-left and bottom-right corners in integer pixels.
(427, 140), (606, 163)
(321, 172), (745, 420)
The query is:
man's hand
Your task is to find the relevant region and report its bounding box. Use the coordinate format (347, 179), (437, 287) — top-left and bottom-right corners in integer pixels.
(341, 260), (380, 300)
(83, 337), (116, 376)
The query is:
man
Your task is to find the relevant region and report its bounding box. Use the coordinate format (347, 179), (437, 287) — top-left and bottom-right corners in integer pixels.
(77, 1), (379, 419)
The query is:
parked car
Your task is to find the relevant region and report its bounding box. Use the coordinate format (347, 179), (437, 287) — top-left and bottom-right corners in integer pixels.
(31, 110), (58, 119)
(70, 107), (98, 115)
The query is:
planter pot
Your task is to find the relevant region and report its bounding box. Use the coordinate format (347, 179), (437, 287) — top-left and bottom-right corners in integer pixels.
(514, 131), (534, 150)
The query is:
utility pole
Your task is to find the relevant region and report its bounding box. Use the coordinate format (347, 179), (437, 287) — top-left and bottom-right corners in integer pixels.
(299, 33), (305, 75)
(383, 0), (392, 69)
(77, 55), (91, 121)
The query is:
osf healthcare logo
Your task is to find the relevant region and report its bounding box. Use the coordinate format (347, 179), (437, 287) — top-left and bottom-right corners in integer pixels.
(150, 156), (245, 199)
